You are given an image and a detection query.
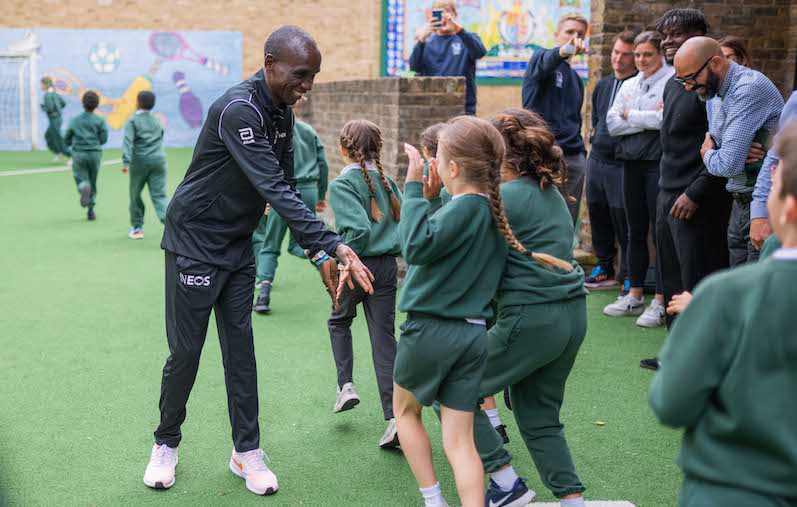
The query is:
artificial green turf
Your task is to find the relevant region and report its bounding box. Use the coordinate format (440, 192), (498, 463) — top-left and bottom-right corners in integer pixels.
(0, 149), (682, 506)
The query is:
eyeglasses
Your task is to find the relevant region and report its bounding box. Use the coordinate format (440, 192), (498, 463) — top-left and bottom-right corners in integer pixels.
(674, 56), (714, 87)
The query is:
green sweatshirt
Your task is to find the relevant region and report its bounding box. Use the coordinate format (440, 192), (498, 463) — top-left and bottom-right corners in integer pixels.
(759, 234), (782, 260)
(649, 255), (797, 499)
(398, 182), (508, 320)
(329, 162), (403, 258)
(122, 110), (166, 166)
(292, 120), (329, 197)
(41, 90), (66, 119)
(497, 176), (587, 306)
(64, 112), (108, 153)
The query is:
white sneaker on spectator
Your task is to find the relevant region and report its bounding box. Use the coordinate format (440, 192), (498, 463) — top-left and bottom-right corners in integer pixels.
(636, 299), (666, 328)
(143, 444), (178, 489)
(603, 293), (645, 317)
(333, 382), (360, 413)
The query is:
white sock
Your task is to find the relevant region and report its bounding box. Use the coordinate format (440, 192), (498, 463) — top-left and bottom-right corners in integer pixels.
(420, 483), (448, 507)
(490, 466), (520, 492)
(560, 496), (585, 507)
(485, 408), (502, 428)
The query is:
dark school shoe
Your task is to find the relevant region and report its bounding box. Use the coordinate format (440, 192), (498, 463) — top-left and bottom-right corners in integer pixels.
(494, 424), (510, 444)
(640, 357), (660, 371)
(87, 208), (96, 221)
(254, 284), (271, 314)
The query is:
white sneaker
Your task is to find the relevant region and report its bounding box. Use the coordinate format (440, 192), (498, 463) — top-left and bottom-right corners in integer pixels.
(636, 299), (666, 328)
(603, 293), (645, 317)
(230, 448), (278, 495)
(379, 418), (400, 449)
(333, 382), (360, 413)
(128, 227), (144, 239)
(143, 444), (178, 489)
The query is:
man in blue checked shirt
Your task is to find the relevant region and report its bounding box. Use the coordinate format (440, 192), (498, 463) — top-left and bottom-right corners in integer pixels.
(675, 36), (784, 266)
(749, 92), (797, 251)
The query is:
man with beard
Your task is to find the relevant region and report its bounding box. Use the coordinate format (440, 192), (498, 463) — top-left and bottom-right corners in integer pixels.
(640, 9), (731, 371)
(676, 37), (783, 266)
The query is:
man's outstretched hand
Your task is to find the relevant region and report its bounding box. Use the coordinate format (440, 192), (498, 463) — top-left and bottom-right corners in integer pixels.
(335, 244), (375, 300)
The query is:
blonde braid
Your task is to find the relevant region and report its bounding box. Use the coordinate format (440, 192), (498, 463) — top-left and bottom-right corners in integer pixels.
(373, 157), (401, 222)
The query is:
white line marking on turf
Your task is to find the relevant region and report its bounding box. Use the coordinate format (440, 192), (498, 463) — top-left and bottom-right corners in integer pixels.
(535, 502), (635, 507)
(0, 159), (123, 176)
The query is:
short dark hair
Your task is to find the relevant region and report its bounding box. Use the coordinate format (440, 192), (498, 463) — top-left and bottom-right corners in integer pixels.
(137, 91), (156, 110)
(634, 31), (663, 53)
(82, 91), (100, 112)
(655, 8), (709, 36)
(264, 26), (317, 59)
(776, 122), (797, 199)
(613, 30), (639, 46)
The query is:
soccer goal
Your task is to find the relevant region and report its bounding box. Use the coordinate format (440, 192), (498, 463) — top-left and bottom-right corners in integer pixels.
(0, 50), (39, 150)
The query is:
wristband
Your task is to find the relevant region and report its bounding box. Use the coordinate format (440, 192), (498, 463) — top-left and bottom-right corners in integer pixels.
(312, 250), (331, 266)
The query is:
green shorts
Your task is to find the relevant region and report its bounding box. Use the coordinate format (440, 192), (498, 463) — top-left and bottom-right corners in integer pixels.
(394, 314), (487, 412)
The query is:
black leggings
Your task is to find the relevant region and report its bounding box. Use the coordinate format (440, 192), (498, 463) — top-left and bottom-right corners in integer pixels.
(622, 160), (662, 292)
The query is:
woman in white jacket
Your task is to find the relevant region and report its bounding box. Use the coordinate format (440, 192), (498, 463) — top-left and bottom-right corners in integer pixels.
(603, 31), (674, 329)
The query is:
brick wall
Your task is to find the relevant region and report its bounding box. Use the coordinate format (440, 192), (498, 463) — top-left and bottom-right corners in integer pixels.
(589, 0), (797, 97)
(300, 77), (466, 185)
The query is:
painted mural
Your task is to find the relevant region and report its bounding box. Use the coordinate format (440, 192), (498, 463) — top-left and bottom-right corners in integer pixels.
(384, 0), (590, 81)
(0, 28), (242, 149)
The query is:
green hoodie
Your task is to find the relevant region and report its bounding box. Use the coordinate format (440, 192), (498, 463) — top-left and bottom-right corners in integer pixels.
(64, 112), (108, 153)
(650, 254), (797, 499)
(122, 110), (166, 166)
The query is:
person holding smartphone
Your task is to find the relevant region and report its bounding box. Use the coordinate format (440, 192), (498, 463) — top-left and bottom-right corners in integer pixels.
(410, 0), (486, 115)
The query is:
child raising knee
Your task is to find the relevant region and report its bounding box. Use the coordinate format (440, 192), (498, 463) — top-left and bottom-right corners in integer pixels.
(64, 91), (108, 221)
(394, 116), (571, 507)
(326, 120), (403, 449)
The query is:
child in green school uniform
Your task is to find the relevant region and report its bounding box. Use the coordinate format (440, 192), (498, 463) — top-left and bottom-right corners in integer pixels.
(462, 109), (588, 507)
(252, 118), (329, 313)
(326, 120), (403, 449)
(649, 122), (797, 507)
(122, 91), (169, 240)
(40, 77), (70, 162)
(395, 116), (573, 507)
(64, 91), (108, 221)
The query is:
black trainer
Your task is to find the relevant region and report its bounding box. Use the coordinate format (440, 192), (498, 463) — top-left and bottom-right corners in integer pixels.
(87, 208), (96, 221)
(254, 284), (271, 314)
(640, 357), (659, 371)
(494, 424), (510, 444)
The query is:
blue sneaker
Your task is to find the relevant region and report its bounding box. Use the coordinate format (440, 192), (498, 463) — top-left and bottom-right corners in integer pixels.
(485, 478), (535, 507)
(584, 265), (618, 288)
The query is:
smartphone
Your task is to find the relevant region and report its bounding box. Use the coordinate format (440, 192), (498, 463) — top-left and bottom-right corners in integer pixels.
(431, 9), (443, 25)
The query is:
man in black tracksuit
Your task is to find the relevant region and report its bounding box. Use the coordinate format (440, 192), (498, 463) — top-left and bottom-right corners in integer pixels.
(653, 10), (732, 335)
(145, 27), (373, 495)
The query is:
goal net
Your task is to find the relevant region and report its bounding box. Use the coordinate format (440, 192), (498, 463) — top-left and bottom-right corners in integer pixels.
(0, 51), (38, 150)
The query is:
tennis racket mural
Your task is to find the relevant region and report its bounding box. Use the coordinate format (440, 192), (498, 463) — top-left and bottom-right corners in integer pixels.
(0, 27), (241, 149)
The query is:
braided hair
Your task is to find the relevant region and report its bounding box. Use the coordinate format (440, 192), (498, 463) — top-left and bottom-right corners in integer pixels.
(491, 108), (569, 199)
(439, 116), (573, 272)
(339, 120), (401, 223)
